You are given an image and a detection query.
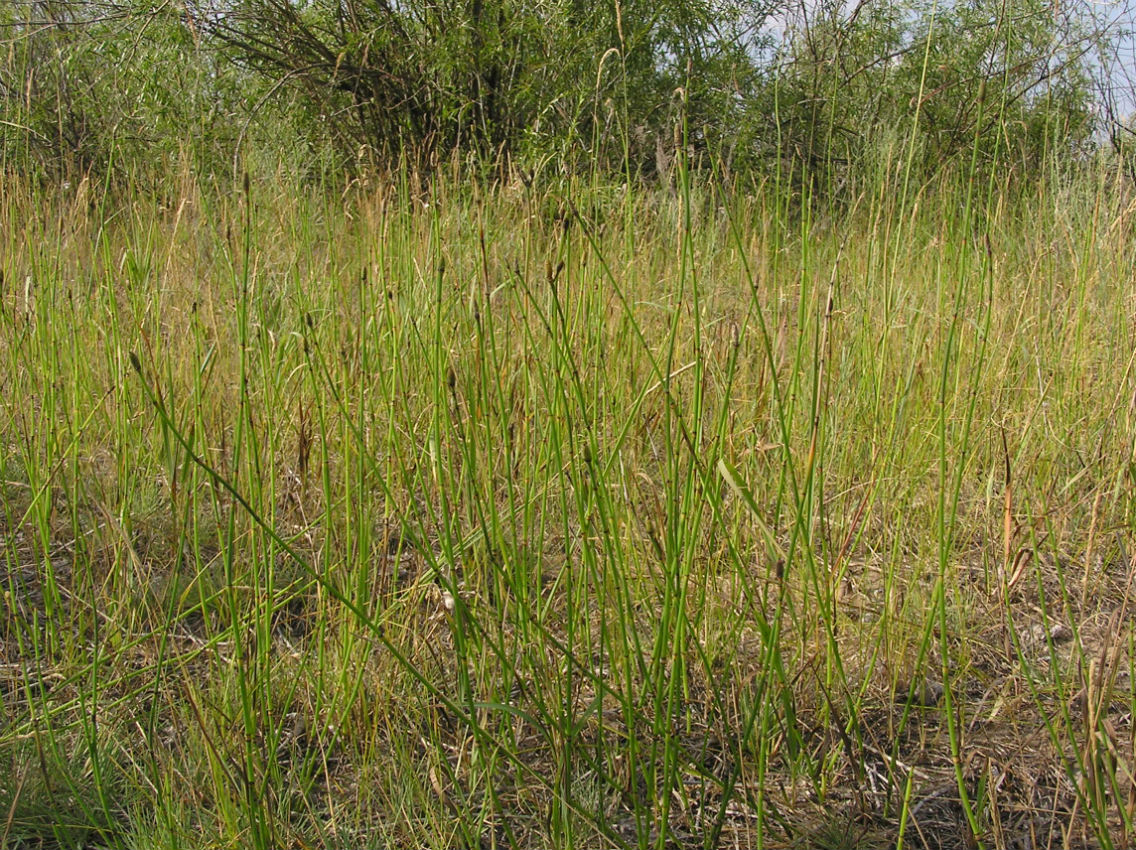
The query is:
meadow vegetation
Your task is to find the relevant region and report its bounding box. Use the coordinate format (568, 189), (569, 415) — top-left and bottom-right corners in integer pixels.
(3, 2), (1136, 849)
(2, 154), (1135, 848)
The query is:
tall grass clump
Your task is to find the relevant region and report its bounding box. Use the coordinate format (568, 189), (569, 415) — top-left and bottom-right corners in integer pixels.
(1, 146), (1135, 849)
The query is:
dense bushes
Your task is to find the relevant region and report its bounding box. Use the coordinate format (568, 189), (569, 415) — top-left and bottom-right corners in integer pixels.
(0, 0), (1124, 191)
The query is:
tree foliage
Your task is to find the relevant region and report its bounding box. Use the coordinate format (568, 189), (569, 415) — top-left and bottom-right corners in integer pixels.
(0, 0), (1122, 189)
(749, 0), (1101, 193)
(186, 0), (777, 176)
